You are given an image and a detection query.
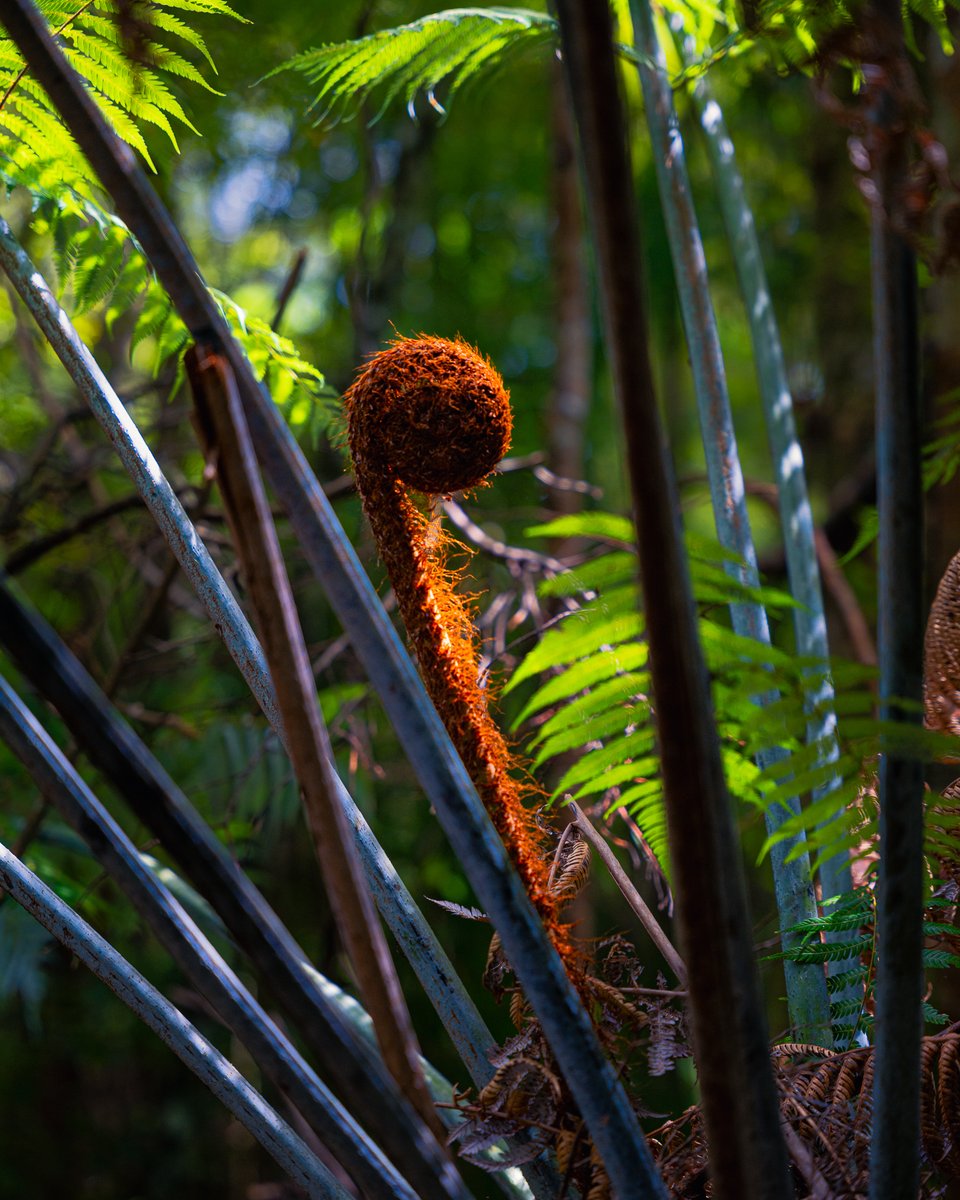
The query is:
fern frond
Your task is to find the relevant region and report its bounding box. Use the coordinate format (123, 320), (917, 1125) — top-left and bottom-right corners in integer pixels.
(826, 967), (869, 995)
(0, 0), (240, 199)
(519, 514), (955, 887)
(268, 8), (557, 125)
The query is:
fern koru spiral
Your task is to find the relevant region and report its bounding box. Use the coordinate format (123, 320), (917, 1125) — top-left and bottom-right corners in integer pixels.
(345, 335), (575, 966)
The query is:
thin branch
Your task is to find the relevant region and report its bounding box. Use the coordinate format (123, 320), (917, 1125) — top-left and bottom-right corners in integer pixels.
(620, 986), (688, 998)
(272, 248), (307, 330)
(546, 821), (579, 893)
(442, 499), (565, 573)
(568, 802), (686, 986)
(4, 490), (159, 574)
(781, 1118), (838, 1200)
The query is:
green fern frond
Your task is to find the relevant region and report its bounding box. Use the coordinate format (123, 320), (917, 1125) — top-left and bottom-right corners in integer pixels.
(923, 948), (960, 970)
(0, 0), (241, 200)
(826, 966), (868, 995)
(828, 996), (868, 1019)
(518, 513), (956, 887)
(267, 8), (559, 125)
(787, 895), (872, 935)
(778, 872), (960, 1042)
(790, 935), (873, 964)
(25, 186), (335, 438)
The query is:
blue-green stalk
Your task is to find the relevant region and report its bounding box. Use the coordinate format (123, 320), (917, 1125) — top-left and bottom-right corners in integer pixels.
(629, 0), (830, 1042)
(677, 24), (856, 1004)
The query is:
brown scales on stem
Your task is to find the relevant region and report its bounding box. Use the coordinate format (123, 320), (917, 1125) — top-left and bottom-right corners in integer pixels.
(345, 334), (576, 966)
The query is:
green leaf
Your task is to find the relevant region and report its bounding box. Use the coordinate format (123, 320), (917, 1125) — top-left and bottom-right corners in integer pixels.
(531, 701), (649, 767)
(570, 758), (661, 801)
(554, 733), (657, 794)
(537, 551), (637, 598)
(826, 967), (869, 995)
(0, 0), (241, 198)
(784, 935), (873, 964)
(526, 511), (636, 543)
(923, 948), (960, 970)
(506, 608), (644, 691)
(529, 671), (649, 742)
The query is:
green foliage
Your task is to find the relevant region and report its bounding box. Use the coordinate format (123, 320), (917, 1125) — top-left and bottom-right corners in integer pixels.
(0, 2), (333, 430)
(777, 889), (959, 1045)
(267, 7), (559, 125)
(515, 512), (957, 882)
(20, 187), (336, 433)
(925, 387), (960, 490)
(0, 0), (244, 197)
(266, 0), (958, 147)
(510, 512), (785, 871)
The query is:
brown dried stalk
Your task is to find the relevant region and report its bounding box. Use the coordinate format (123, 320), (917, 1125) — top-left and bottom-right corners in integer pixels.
(186, 344), (445, 1146)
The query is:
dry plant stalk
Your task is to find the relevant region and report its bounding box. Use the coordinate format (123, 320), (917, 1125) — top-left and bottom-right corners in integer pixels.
(345, 335), (576, 968)
(186, 344), (444, 1144)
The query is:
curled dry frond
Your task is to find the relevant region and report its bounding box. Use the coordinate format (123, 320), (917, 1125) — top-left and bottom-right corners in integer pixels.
(653, 1034), (960, 1196)
(551, 834), (591, 905)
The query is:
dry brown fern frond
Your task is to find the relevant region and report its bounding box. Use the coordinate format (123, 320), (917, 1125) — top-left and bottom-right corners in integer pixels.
(651, 1034), (960, 1197)
(925, 550), (960, 743)
(550, 833), (591, 905)
(452, 925), (687, 1196)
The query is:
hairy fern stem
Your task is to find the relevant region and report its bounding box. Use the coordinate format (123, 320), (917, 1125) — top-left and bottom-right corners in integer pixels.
(345, 335), (576, 967)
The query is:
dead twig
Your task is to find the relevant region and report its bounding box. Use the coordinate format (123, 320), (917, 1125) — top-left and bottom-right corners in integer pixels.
(442, 499), (565, 573)
(272, 248), (307, 331)
(186, 344), (446, 1147)
(567, 801), (687, 986)
(780, 1117), (838, 1200)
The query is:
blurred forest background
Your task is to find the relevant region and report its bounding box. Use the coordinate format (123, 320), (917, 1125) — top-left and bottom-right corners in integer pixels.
(2, 0), (960, 1195)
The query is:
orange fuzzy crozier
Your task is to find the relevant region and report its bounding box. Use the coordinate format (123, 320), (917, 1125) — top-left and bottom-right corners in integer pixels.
(345, 335), (576, 969)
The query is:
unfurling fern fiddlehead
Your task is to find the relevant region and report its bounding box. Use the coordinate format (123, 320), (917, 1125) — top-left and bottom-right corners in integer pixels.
(345, 335), (576, 968)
